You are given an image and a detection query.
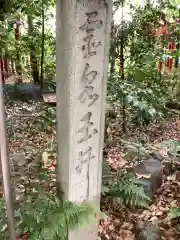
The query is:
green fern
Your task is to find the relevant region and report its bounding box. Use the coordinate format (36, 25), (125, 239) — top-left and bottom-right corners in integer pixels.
(106, 177), (151, 207)
(17, 195), (98, 240)
(0, 198), (8, 239)
(168, 207), (180, 219)
(102, 161), (150, 207)
(0, 194), (100, 240)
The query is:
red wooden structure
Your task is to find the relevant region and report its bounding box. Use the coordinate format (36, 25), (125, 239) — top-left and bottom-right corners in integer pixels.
(0, 59), (9, 84)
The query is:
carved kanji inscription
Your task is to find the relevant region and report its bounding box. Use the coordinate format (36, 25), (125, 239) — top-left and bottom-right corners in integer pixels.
(77, 112), (98, 143)
(75, 147), (95, 199)
(79, 11), (103, 33)
(82, 34), (101, 58)
(78, 86), (99, 107)
(80, 63), (98, 84)
(75, 147), (95, 173)
(78, 63), (99, 106)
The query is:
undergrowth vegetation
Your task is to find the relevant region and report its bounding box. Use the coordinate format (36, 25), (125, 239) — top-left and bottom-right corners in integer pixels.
(0, 196), (98, 240)
(0, 166), (100, 240)
(0, 0), (180, 239)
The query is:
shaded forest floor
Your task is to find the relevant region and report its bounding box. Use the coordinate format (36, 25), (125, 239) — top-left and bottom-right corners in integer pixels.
(2, 94), (180, 239)
(2, 97), (57, 209)
(99, 109), (180, 240)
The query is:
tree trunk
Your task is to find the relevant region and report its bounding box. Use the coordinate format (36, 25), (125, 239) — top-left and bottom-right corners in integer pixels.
(110, 55), (115, 77)
(28, 15), (40, 85)
(40, 6), (45, 90)
(11, 60), (15, 74)
(120, 45), (126, 133)
(110, 21), (116, 78)
(15, 22), (22, 83)
(120, 2), (127, 134)
(4, 44), (9, 78)
(0, 59), (5, 84)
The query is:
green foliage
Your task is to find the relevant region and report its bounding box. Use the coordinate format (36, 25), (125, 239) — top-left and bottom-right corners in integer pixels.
(0, 0), (56, 83)
(15, 195), (97, 240)
(102, 161), (151, 207)
(154, 139), (180, 159)
(107, 75), (165, 122)
(108, 1), (180, 124)
(0, 165), (100, 240)
(168, 207), (180, 219)
(0, 199), (8, 239)
(0, 194), (99, 240)
(39, 107), (56, 132)
(108, 177), (151, 207)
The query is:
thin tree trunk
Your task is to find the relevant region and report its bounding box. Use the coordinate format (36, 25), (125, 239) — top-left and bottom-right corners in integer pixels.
(28, 15), (40, 85)
(15, 22), (22, 83)
(110, 55), (115, 77)
(0, 60), (5, 84)
(40, 4), (45, 90)
(11, 60), (15, 74)
(110, 21), (116, 78)
(120, 1), (127, 134)
(4, 24), (9, 78)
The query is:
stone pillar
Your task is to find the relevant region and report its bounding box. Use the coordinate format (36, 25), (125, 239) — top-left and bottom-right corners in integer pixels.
(56, 0), (112, 239)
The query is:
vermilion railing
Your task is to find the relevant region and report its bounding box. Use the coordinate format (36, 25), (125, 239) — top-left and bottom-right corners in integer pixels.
(0, 59), (9, 84)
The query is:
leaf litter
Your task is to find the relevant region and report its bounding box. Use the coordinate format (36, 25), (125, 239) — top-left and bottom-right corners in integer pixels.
(2, 96), (180, 239)
(1, 97), (56, 239)
(100, 110), (180, 240)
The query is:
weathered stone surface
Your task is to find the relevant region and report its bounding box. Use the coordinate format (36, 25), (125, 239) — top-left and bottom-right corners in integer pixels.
(133, 152), (164, 199)
(135, 220), (161, 240)
(56, 0), (112, 239)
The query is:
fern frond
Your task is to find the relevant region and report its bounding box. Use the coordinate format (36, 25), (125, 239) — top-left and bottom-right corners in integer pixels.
(16, 195), (98, 240)
(63, 201), (98, 229)
(104, 177), (151, 207)
(39, 200), (97, 240)
(168, 207), (180, 219)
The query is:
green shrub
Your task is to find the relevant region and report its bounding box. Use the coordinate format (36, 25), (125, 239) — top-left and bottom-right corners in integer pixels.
(102, 161), (150, 208)
(0, 195), (99, 240)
